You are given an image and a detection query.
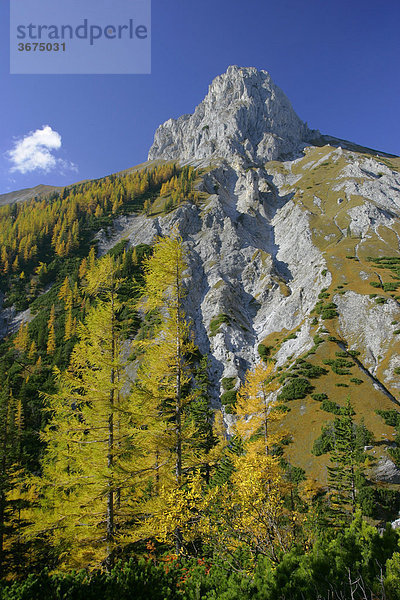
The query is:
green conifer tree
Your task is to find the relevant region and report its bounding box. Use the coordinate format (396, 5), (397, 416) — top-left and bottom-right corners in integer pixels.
(327, 398), (368, 525)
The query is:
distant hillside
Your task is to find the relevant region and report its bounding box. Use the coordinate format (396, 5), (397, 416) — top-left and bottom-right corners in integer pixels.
(0, 183), (61, 207)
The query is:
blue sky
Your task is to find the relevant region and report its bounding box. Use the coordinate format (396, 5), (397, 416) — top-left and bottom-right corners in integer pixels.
(0, 0), (399, 194)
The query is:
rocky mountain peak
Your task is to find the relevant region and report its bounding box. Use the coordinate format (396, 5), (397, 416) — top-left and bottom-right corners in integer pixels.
(148, 65), (315, 166)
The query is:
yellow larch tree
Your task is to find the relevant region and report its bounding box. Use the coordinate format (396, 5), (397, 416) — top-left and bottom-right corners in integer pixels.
(234, 361), (284, 456)
(64, 307), (73, 341)
(13, 323), (29, 354)
(30, 255), (140, 571)
(28, 341), (37, 360)
(46, 305), (56, 356)
(200, 361), (300, 564)
(130, 234), (218, 553)
(78, 257), (87, 280)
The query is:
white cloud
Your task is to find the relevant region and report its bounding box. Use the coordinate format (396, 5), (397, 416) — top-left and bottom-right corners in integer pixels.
(7, 126), (77, 175)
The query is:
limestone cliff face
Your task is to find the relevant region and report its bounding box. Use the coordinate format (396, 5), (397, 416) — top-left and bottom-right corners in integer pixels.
(97, 163), (328, 402)
(148, 66), (314, 166)
(108, 68), (400, 414)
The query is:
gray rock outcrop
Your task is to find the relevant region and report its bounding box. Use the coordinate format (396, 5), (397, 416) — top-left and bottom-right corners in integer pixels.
(148, 65), (315, 166)
(374, 458), (400, 485)
(98, 162), (328, 397)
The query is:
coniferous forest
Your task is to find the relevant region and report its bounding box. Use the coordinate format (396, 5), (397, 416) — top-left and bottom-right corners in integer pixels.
(1, 165), (400, 600)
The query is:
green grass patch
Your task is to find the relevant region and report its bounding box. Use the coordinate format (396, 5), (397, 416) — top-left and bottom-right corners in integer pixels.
(257, 343), (270, 361)
(221, 389), (237, 412)
(376, 409), (400, 428)
(210, 314), (230, 336)
(321, 399), (343, 415)
(324, 358), (354, 375)
(312, 393), (328, 402)
(383, 282), (399, 292)
(221, 377), (236, 391)
(278, 377), (314, 401)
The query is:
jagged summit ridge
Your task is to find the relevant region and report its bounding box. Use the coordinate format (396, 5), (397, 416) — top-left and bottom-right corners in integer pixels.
(148, 66), (315, 166)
